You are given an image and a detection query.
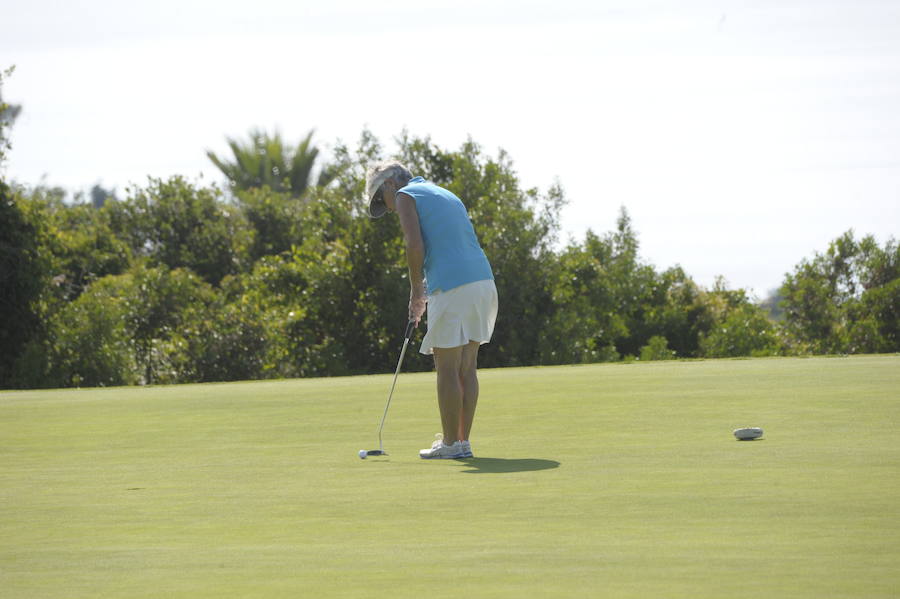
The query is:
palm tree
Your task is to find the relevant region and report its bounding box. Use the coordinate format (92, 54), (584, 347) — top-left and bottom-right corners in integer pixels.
(207, 129), (334, 198)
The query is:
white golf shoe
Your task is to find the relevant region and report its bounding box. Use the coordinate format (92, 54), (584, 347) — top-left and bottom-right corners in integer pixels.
(459, 440), (473, 458)
(419, 434), (466, 459)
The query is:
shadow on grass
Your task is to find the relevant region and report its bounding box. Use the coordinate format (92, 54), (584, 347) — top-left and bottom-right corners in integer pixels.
(456, 457), (560, 474)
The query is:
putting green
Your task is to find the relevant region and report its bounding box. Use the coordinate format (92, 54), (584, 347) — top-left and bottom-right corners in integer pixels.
(2, 355), (899, 597)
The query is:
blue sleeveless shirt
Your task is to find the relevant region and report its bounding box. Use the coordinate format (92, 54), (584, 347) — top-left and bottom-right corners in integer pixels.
(398, 177), (494, 294)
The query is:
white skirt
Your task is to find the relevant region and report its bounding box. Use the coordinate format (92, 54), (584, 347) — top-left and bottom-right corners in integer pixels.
(419, 279), (498, 355)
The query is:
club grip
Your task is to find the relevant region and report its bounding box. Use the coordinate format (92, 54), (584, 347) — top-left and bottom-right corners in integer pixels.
(404, 319), (417, 340)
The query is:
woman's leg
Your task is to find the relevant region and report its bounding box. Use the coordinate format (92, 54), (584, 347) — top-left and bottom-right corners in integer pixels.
(433, 345), (463, 445)
(458, 341), (480, 441)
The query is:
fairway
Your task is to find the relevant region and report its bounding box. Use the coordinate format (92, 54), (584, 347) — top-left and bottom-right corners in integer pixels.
(2, 356), (899, 598)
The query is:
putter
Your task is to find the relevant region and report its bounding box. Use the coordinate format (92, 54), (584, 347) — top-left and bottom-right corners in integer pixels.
(363, 319), (417, 457)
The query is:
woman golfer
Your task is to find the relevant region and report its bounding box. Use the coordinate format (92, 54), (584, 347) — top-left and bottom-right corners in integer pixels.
(366, 161), (498, 459)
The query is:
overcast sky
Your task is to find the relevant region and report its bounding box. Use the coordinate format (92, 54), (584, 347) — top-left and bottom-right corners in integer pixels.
(3, 0), (898, 297)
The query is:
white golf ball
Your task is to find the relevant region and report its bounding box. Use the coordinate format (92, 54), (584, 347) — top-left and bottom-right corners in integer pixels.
(359, 450), (367, 459)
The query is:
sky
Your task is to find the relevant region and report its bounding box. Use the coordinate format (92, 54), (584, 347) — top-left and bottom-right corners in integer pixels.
(3, 0), (899, 297)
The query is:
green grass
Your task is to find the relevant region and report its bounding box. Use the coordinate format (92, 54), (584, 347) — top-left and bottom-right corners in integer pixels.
(2, 355), (899, 598)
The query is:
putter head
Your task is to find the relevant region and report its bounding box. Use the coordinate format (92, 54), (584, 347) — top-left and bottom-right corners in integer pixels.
(366, 450), (387, 456)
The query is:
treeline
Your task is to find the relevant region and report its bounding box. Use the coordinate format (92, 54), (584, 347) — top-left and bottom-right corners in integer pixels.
(1, 128), (898, 389)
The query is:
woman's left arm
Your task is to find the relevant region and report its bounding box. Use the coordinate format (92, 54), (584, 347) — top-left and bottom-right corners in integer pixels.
(396, 192), (427, 324)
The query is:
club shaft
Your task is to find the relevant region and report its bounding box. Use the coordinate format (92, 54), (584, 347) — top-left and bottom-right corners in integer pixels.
(377, 336), (410, 452)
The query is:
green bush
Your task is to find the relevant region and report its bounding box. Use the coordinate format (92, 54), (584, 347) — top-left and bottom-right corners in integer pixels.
(35, 276), (140, 388)
(105, 176), (250, 286)
(640, 336), (675, 361)
(699, 304), (782, 358)
(163, 300), (266, 383)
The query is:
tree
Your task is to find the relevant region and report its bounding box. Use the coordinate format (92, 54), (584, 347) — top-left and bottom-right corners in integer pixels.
(207, 129), (334, 199)
(644, 266), (715, 358)
(104, 176), (250, 286)
(537, 233), (624, 364)
(781, 231), (899, 354)
(36, 191), (132, 302)
(233, 242), (359, 379)
(235, 186), (306, 261)
(602, 207), (668, 358)
(1, 65), (22, 167)
(540, 210), (714, 362)
(0, 72), (46, 387)
(0, 188), (47, 387)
